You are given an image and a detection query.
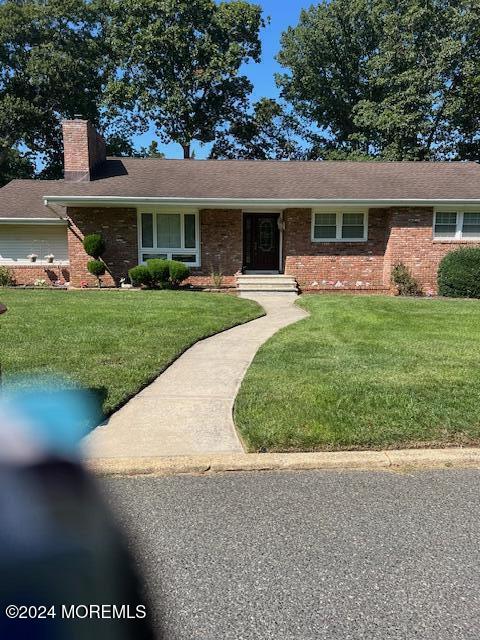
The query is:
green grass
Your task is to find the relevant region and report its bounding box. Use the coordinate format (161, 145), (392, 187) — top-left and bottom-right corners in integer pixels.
(0, 289), (262, 415)
(235, 295), (480, 452)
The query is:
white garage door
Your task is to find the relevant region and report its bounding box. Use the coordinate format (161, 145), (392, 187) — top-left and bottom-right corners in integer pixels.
(0, 224), (69, 264)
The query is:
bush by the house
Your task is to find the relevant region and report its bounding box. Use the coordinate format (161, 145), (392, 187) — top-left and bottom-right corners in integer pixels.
(83, 233), (106, 259)
(0, 266), (15, 287)
(169, 260), (190, 287)
(87, 259), (106, 287)
(128, 265), (152, 287)
(128, 259), (190, 289)
(210, 268), (224, 288)
(438, 247), (480, 298)
(391, 262), (422, 296)
(146, 258), (170, 287)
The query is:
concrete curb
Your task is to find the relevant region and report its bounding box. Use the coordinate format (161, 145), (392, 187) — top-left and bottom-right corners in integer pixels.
(86, 447), (480, 477)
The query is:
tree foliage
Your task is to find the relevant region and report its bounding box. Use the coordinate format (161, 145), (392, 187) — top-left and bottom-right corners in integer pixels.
(277, 0), (480, 160)
(0, 0), (110, 183)
(0, 148), (34, 187)
(105, 134), (165, 158)
(210, 98), (305, 159)
(5, 0), (480, 175)
(104, 0), (264, 158)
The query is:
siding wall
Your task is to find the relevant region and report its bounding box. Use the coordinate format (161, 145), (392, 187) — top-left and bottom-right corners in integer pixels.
(0, 224), (69, 264)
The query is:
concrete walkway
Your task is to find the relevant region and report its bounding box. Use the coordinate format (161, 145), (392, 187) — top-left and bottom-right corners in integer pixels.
(84, 294), (307, 459)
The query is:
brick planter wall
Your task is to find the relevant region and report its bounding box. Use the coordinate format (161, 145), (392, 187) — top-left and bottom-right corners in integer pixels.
(283, 208), (389, 291)
(67, 207), (138, 287)
(6, 264), (70, 286)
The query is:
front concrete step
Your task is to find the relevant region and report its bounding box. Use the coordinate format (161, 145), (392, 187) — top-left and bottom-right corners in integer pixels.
(236, 274), (296, 282)
(238, 283), (298, 292)
(237, 277), (297, 285)
(236, 274), (298, 293)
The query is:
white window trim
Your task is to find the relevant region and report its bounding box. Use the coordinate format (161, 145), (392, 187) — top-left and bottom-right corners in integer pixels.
(0, 259), (70, 266)
(311, 210), (368, 242)
(433, 208), (480, 241)
(137, 207), (200, 267)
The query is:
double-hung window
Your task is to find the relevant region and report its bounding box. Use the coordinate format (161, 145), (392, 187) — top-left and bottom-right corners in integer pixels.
(462, 212), (480, 238)
(312, 211), (367, 242)
(434, 212), (458, 238)
(434, 210), (480, 240)
(139, 209), (200, 266)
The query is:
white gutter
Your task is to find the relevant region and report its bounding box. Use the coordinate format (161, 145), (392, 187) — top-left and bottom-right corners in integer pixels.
(0, 217), (68, 224)
(43, 196), (480, 208)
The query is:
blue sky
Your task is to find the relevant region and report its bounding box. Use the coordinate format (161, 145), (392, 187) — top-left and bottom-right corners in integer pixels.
(133, 0), (308, 158)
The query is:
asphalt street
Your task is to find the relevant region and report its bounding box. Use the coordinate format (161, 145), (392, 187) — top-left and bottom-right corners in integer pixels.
(101, 469), (480, 640)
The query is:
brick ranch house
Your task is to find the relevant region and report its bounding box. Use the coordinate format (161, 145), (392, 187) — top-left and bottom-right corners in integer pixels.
(2, 118), (480, 293)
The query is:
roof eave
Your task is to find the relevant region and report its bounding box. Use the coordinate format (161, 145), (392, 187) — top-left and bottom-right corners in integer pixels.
(43, 196), (480, 208)
(0, 217), (68, 224)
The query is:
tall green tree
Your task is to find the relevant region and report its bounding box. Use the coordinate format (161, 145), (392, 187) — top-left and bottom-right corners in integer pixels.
(106, 136), (165, 158)
(210, 98), (305, 159)
(0, 0), (109, 185)
(105, 0), (264, 159)
(0, 148), (35, 184)
(277, 0), (480, 160)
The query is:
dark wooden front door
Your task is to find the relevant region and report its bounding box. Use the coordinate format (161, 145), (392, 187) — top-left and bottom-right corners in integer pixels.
(243, 213), (280, 271)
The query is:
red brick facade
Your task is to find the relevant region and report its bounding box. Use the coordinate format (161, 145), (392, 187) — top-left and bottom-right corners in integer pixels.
(283, 208), (389, 291)
(186, 208), (243, 286)
(382, 207), (480, 294)
(283, 206), (480, 293)
(6, 205), (480, 292)
(67, 207), (138, 287)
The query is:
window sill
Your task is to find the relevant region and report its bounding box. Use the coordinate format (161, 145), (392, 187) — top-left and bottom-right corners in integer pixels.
(139, 249), (200, 267)
(311, 238), (368, 243)
(140, 259), (200, 267)
(0, 261), (70, 267)
(433, 239), (480, 244)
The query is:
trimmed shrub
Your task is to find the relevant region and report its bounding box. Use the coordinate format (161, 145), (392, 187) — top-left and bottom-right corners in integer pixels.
(87, 259), (106, 287)
(129, 259), (190, 289)
(0, 266), (15, 287)
(169, 260), (190, 287)
(83, 233), (106, 259)
(128, 265), (151, 287)
(391, 262), (422, 296)
(438, 247), (480, 298)
(146, 258), (170, 288)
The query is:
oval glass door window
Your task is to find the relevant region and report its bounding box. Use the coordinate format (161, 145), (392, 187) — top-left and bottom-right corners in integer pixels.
(259, 219), (274, 252)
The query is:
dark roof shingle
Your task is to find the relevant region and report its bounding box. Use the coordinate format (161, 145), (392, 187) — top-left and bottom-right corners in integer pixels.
(1, 159), (480, 219)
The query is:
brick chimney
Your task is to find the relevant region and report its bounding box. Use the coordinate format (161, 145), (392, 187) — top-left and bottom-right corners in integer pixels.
(62, 118), (106, 181)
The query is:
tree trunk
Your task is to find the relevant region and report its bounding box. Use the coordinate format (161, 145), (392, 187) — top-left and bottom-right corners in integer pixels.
(182, 143), (191, 159)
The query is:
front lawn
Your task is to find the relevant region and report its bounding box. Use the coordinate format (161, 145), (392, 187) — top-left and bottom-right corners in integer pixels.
(0, 289), (262, 415)
(235, 295), (480, 451)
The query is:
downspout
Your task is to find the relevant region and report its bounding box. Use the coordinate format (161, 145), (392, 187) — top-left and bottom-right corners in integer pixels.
(43, 201), (73, 283)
